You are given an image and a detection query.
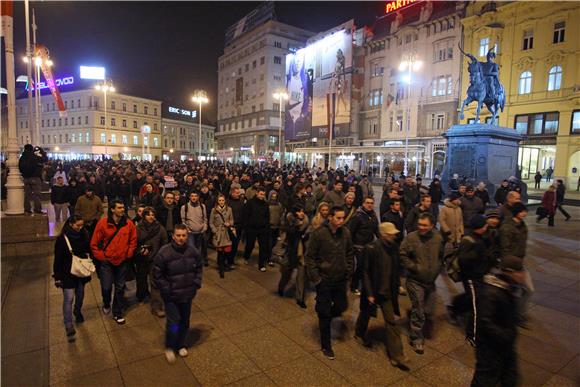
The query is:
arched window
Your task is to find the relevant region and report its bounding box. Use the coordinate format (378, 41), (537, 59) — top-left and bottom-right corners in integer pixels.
(547, 66), (562, 91)
(519, 71), (532, 94)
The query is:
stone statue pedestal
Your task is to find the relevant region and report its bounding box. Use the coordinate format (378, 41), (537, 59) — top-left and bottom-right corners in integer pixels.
(441, 124), (523, 199)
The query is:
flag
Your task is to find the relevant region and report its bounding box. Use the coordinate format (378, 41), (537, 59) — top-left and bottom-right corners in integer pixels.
(34, 44), (67, 117)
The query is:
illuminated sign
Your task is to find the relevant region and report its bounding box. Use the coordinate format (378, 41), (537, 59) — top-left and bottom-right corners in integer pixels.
(385, 0), (419, 14)
(80, 66), (106, 80)
(168, 106), (197, 118)
(26, 76), (75, 91)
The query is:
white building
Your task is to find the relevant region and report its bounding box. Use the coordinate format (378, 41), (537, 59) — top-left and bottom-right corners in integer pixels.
(216, 4), (313, 162)
(161, 104), (215, 161)
(15, 89), (163, 160)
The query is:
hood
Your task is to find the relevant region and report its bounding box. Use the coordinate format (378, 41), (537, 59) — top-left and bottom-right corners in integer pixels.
(443, 198), (458, 209)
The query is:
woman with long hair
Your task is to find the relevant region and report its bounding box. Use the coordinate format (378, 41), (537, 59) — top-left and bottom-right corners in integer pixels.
(308, 202), (330, 232)
(210, 194), (234, 278)
(135, 207), (168, 316)
(53, 215), (92, 342)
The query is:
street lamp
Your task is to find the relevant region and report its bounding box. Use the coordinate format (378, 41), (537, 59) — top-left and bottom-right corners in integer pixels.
(273, 89), (288, 165)
(192, 90), (208, 160)
(95, 80), (115, 157)
(399, 54), (422, 176)
(23, 55), (52, 146)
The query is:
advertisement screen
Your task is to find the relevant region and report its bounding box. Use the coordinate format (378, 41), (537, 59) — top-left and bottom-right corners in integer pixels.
(285, 23), (352, 141)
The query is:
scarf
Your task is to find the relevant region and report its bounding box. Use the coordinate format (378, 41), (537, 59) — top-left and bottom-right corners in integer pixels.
(138, 219), (161, 243)
(164, 202), (174, 231)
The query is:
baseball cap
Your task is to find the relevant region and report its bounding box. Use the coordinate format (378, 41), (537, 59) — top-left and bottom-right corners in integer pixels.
(379, 222), (400, 235)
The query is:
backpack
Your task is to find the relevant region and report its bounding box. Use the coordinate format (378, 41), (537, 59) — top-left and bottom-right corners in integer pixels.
(445, 235), (475, 283)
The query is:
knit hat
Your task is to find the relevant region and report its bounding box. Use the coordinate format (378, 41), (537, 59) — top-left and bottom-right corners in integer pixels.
(485, 209), (500, 219)
(469, 215), (487, 230)
(466, 185), (475, 192)
(448, 192), (461, 201)
(379, 222), (400, 235)
(500, 255), (524, 272)
(510, 202), (528, 216)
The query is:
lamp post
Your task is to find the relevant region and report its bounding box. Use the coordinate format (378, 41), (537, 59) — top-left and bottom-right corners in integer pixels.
(272, 89), (288, 165)
(95, 80), (115, 157)
(192, 90), (208, 160)
(399, 54), (422, 176)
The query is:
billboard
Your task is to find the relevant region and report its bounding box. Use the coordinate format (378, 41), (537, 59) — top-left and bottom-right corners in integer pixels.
(285, 22), (353, 141)
(80, 66), (106, 80)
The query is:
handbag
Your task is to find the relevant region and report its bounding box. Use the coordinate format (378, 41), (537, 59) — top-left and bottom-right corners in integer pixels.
(65, 235), (96, 278)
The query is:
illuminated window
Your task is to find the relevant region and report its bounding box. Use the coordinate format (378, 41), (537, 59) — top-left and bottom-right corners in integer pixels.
(571, 110), (580, 134)
(100, 133), (106, 143)
(133, 135), (138, 145)
(122, 135), (128, 144)
(522, 30), (533, 50)
(547, 66), (562, 91)
(71, 133), (75, 143)
(111, 134), (116, 144)
(86, 132), (90, 143)
(100, 116), (105, 125)
(144, 136), (149, 146)
(153, 137), (159, 147)
(519, 71), (532, 94)
(479, 37), (489, 57)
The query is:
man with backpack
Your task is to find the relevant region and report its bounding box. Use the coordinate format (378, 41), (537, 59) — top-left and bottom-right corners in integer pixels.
(181, 191), (208, 265)
(18, 144), (48, 214)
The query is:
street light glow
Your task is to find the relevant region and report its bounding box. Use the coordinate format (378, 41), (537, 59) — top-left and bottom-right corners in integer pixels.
(413, 60), (423, 71)
(398, 61), (408, 71)
(273, 91), (289, 100)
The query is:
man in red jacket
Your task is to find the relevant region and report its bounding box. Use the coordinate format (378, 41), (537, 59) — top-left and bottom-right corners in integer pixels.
(91, 199), (137, 324)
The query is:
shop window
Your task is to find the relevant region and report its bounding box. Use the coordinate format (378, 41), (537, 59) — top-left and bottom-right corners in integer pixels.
(514, 112), (559, 136)
(547, 66), (562, 91)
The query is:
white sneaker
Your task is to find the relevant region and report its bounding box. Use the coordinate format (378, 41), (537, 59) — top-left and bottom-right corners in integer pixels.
(178, 348), (188, 357)
(165, 349), (176, 364)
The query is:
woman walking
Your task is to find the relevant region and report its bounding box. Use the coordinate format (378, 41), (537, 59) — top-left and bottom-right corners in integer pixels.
(53, 215), (92, 342)
(268, 190), (284, 266)
(135, 207), (168, 316)
(537, 185), (557, 227)
(210, 194), (234, 278)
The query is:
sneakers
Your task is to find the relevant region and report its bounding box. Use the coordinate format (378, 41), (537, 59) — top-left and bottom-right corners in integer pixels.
(165, 349), (176, 364)
(259, 267), (266, 272)
(66, 327), (76, 342)
(102, 306), (111, 315)
(352, 289), (361, 296)
(353, 334), (373, 349)
(155, 310), (166, 318)
(322, 347), (335, 360)
(113, 316), (126, 325)
(411, 342), (424, 355)
(74, 311), (85, 323)
(390, 359), (410, 371)
(268, 261), (275, 267)
(178, 348), (188, 357)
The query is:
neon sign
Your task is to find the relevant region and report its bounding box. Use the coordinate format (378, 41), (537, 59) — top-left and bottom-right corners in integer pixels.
(26, 76), (75, 91)
(385, 0), (419, 14)
(168, 106), (197, 118)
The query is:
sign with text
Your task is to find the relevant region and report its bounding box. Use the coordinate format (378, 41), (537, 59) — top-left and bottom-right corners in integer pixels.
(166, 106), (198, 120)
(385, 0), (420, 14)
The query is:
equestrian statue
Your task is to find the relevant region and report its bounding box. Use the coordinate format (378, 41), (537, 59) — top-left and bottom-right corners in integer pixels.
(458, 44), (505, 125)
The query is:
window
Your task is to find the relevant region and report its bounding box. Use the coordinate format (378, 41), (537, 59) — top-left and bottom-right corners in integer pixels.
(122, 119), (127, 127)
(133, 135), (138, 145)
(71, 133), (75, 143)
(164, 138), (168, 148)
(42, 119), (44, 127)
(111, 101), (115, 110)
(523, 29), (534, 50)
(100, 116), (105, 125)
(273, 56), (282, 64)
(65, 101), (68, 109)
(154, 123), (158, 131)
(154, 108), (157, 116)
(133, 121), (137, 129)
(42, 135), (45, 144)
(371, 61), (384, 77)
(274, 41), (282, 48)
(260, 56), (265, 65)
(479, 37), (489, 57)
(519, 71), (532, 94)
(571, 110), (580, 134)
(553, 21), (565, 44)
(111, 118), (116, 126)
(144, 106), (148, 115)
(153, 137), (159, 147)
(47, 119), (50, 127)
(144, 136), (149, 146)
(121, 135), (127, 144)
(53, 119), (56, 126)
(122, 103), (126, 111)
(65, 118), (68, 126)
(245, 64), (249, 72)
(133, 104), (137, 113)
(273, 103), (280, 111)
(437, 76), (447, 96)
(59, 118), (62, 126)
(369, 89), (383, 107)
(85, 116), (88, 124)
(436, 114), (445, 130)
(544, 112), (559, 134)
(514, 112), (559, 135)
(86, 132), (90, 143)
(252, 60), (256, 69)
(111, 134), (116, 144)
(100, 133), (106, 143)
(547, 66), (562, 91)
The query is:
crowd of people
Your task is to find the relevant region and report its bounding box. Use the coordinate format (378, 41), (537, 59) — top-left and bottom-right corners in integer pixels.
(15, 144), (573, 384)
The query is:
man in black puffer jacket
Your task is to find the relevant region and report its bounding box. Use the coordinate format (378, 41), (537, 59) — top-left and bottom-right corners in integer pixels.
(19, 144), (48, 214)
(348, 197), (379, 294)
(153, 224), (203, 363)
(242, 187), (270, 271)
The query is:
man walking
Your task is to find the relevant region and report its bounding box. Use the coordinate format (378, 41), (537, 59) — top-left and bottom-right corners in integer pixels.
(405, 194), (433, 233)
(306, 206), (354, 360)
(75, 186), (104, 236)
(181, 191), (208, 262)
(243, 187), (270, 271)
(348, 197), (379, 295)
(555, 179), (571, 221)
(51, 176), (70, 223)
(323, 180), (346, 208)
(354, 222), (409, 371)
(400, 213), (443, 355)
(153, 224), (203, 364)
(227, 187), (245, 268)
(18, 144), (48, 214)
(156, 191), (182, 239)
(90, 200), (137, 324)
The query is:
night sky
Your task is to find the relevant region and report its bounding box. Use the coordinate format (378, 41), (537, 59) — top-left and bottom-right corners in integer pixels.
(9, 1), (386, 122)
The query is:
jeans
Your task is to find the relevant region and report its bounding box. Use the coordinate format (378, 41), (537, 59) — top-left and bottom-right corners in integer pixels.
(472, 344), (518, 387)
(149, 265), (164, 314)
(23, 176), (42, 212)
(355, 294), (404, 362)
(99, 261), (127, 317)
(269, 228), (280, 262)
(244, 229), (269, 268)
(406, 279), (437, 345)
(165, 299), (192, 351)
(188, 233), (205, 263)
(62, 282), (85, 329)
(350, 247), (364, 292)
(53, 203), (69, 222)
(315, 281), (348, 350)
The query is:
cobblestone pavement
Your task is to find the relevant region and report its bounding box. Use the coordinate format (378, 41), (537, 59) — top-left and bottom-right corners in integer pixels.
(2, 207), (579, 386)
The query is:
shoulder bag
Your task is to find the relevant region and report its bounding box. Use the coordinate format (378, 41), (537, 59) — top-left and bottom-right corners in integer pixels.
(65, 235), (96, 278)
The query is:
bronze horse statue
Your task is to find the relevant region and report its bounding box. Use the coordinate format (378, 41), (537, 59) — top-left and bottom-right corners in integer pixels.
(458, 44), (505, 125)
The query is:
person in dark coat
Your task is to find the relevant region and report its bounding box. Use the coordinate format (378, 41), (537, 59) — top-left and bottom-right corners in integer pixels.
(242, 187), (270, 271)
(348, 197), (379, 294)
(379, 187), (399, 219)
(537, 185), (557, 226)
(533, 171), (542, 189)
(493, 180), (510, 206)
(53, 215), (92, 342)
(227, 187), (245, 268)
(381, 198), (405, 245)
(428, 178), (444, 221)
(153, 224), (203, 363)
(471, 255), (525, 387)
(354, 222), (409, 371)
(405, 195), (433, 233)
(474, 182), (490, 209)
(51, 176), (70, 223)
(117, 177), (132, 209)
(555, 179), (571, 221)
(131, 172), (145, 208)
(156, 191), (182, 239)
(67, 178), (84, 218)
(140, 183), (161, 208)
(460, 186), (484, 232)
(19, 144), (48, 214)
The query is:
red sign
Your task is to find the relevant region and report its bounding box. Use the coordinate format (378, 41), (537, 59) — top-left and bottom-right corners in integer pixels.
(385, 0), (419, 14)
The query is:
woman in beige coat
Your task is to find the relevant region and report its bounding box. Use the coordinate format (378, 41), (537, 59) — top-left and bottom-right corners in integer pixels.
(210, 194), (234, 278)
(439, 192), (464, 247)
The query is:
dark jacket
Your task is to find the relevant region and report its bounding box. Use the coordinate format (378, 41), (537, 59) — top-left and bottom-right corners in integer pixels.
(155, 203), (182, 233)
(402, 184), (419, 213)
(494, 186), (510, 205)
(541, 190), (557, 216)
(305, 222), (354, 284)
(460, 196), (484, 227)
(18, 148), (47, 178)
(381, 210), (404, 245)
(379, 190), (392, 218)
(285, 212), (310, 268)
(51, 184), (69, 204)
(348, 207), (379, 246)
(227, 197), (245, 228)
(131, 177), (145, 196)
(53, 228), (92, 288)
(361, 238), (400, 315)
(153, 241), (203, 303)
(475, 189), (490, 208)
(457, 233), (491, 281)
(428, 182), (444, 204)
(243, 197), (270, 232)
(400, 230), (444, 285)
(136, 220), (168, 262)
(405, 204), (432, 233)
(556, 184), (566, 204)
(477, 273), (521, 348)
(140, 192), (160, 208)
(67, 183), (83, 209)
(499, 218), (528, 259)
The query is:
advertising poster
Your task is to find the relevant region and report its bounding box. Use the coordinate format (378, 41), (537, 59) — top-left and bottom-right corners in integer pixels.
(285, 21), (353, 141)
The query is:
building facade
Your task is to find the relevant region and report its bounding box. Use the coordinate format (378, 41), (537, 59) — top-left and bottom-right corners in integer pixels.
(15, 89), (163, 160)
(161, 105), (215, 161)
(216, 6), (313, 162)
(461, 1), (580, 186)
